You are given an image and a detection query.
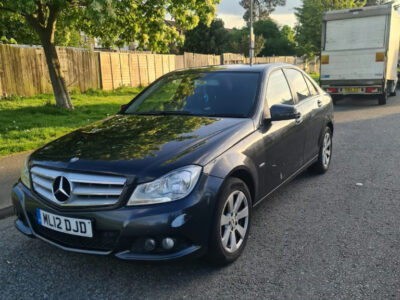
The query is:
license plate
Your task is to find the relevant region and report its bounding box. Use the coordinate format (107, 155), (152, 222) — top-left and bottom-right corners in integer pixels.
(36, 209), (93, 238)
(343, 87), (361, 93)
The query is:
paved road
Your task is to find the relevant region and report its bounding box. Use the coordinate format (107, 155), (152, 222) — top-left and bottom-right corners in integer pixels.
(0, 152), (30, 213)
(2, 94), (400, 299)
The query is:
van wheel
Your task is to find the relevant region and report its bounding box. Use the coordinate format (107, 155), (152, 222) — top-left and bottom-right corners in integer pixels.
(207, 177), (251, 265)
(332, 95), (343, 105)
(309, 127), (332, 174)
(378, 90), (387, 105)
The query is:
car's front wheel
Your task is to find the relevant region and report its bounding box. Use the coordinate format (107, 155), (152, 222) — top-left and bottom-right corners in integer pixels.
(207, 177), (251, 265)
(309, 126), (332, 174)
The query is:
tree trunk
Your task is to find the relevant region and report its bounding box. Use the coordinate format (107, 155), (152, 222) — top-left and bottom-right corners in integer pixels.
(40, 33), (74, 110)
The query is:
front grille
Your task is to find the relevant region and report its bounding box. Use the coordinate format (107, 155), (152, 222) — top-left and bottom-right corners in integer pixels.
(31, 166), (126, 207)
(28, 212), (119, 251)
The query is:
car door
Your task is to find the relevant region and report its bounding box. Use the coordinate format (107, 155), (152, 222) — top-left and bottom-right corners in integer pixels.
(303, 73), (327, 159)
(283, 68), (320, 164)
(257, 69), (307, 198)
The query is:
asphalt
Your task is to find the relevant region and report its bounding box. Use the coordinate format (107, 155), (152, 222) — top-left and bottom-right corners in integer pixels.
(0, 152), (30, 216)
(1, 93), (400, 298)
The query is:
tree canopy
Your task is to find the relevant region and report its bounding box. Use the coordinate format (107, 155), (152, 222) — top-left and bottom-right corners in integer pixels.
(239, 0), (286, 22)
(183, 19), (229, 55)
(0, 0), (219, 109)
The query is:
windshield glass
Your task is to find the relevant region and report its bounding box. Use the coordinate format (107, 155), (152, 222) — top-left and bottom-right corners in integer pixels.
(124, 71), (260, 117)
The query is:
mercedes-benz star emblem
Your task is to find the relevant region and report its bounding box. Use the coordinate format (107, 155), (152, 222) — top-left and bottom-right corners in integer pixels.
(53, 176), (71, 202)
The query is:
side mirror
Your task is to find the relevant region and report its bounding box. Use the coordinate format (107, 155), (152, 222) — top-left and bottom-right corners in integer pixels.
(119, 103), (128, 113)
(269, 104), (300, 121)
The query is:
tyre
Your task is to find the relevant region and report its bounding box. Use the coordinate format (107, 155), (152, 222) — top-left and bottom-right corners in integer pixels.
(378, 91), (387, 105)
(309, 127), (332, 174)
(207, 177), (252, 265)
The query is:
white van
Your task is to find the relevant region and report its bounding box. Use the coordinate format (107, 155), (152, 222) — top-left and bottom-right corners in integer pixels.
(320, 4), (400, 105)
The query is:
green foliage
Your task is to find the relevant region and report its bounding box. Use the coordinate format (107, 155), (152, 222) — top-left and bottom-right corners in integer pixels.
(239, 0), (286, 22)
(254, 19), (296, 56)
(183, 19), (229, 54)
(0, 9), (88, 47)
(0, 87), (143, 157)
(309, 73), (320, 83)
(227, 27), (265, 56)
(0, 0), (220, 51)
(294, 0), (366, 58)
(226, 19), (295, 56)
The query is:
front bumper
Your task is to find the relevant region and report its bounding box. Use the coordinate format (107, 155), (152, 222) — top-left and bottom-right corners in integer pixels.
(12, 174), (223, 261)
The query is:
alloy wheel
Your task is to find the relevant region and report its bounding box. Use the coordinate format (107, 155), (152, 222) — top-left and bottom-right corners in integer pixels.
(322, 132), (332, 168)
(220, 190), (249, 253)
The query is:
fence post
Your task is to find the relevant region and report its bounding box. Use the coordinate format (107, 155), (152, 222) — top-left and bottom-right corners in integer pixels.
(109, 53), (114, 90)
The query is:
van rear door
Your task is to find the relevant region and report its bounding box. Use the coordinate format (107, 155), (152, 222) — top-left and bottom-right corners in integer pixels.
(321, 15), (387, 81)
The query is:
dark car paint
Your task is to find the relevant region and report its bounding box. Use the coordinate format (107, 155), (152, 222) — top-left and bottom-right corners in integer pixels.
(13, 64), (334, 260)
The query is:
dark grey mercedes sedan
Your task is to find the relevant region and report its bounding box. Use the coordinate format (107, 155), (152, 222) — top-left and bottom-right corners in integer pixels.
(12, 64), (333, 264)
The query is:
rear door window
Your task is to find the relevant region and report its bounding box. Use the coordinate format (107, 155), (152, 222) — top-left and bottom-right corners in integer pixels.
(304, 76), (319, 96)
(266, 70), (294, 107)
(284, 69), (311, 102)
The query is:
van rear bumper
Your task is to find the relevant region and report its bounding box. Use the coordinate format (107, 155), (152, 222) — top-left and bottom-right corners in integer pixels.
(320, 79), (383, 86)
(321, 85), (382, 95)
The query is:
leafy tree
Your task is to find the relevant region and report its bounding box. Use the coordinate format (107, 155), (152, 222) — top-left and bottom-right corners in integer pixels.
(0, 11), (86, 47)
(227, 28), (265, 56)
(0, 0), (219, 109)
(260, 24), (296, 56)
(183, 19), (229, 54)
(294, 0), (366, 58)
(226, 19), (296, 57)
(239, 0), (286, 22)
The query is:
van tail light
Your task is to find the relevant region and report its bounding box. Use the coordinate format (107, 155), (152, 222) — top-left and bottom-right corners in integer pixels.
(376, 52), (385, 62)
(366, 87), (379, 93)
(321, 55), (329, 64)
(326, 88), (338, 93)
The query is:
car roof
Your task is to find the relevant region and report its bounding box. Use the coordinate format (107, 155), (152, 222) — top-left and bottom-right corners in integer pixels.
(172, 63), (293, 74)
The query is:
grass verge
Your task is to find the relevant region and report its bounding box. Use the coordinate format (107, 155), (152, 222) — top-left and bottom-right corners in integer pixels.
(0, 87), (142, 157)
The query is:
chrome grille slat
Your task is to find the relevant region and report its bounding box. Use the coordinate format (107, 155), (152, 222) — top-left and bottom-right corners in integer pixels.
(72, 186), (123, 196)
(34, 184), (55, 202)
(30, 166), (126, 207)
(31, 175), (53, 191)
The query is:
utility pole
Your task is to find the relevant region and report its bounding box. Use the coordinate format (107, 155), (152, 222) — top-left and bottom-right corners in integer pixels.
(249, 0), (254, 66)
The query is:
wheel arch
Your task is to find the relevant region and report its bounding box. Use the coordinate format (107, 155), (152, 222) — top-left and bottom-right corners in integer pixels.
(204, 152), (259, 204)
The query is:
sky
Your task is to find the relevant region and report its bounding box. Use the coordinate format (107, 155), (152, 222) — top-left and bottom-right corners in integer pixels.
(216, 0), (302, 29)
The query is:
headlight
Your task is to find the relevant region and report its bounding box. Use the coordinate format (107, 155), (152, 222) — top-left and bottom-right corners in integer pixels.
(127, 165), (202, 206)
(20, 157), (31, 188)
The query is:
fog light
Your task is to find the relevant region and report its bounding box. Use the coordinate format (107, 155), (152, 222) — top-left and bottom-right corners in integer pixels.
(162, 237), (175, 250)
(144, 238), (156, 251)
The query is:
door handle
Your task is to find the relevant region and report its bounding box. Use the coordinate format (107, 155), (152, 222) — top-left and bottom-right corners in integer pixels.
(317, 100), (323, 107)
(295, 112), (303, 125)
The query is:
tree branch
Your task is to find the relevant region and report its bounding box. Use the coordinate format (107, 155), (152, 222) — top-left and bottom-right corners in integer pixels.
(46, 6), (60, 31)
(25, 14), (45, 34)
(35, 0), (46, 26)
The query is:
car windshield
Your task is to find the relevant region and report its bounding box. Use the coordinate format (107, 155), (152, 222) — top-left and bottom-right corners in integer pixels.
(124, 71), (260, 118)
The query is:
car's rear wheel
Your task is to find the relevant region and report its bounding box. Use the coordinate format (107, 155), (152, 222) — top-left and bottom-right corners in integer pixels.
(207, 177), (251, 265)
(309, 127), (332, 174)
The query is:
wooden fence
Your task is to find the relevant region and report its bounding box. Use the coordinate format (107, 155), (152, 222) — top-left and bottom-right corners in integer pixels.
(0, 44), (320, 97)
(0, 44), (100, 97)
